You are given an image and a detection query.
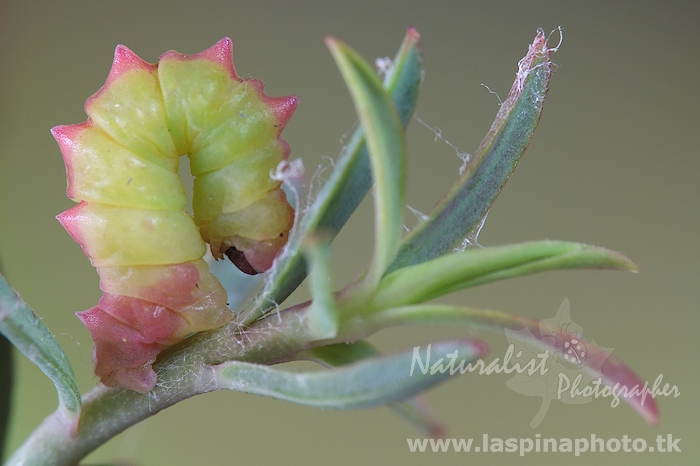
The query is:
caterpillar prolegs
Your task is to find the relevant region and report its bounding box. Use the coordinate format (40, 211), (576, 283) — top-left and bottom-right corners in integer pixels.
(53, 38), (298, 392)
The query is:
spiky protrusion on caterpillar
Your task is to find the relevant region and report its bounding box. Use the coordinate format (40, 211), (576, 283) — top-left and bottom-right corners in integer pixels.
(53, 38), (298, 392)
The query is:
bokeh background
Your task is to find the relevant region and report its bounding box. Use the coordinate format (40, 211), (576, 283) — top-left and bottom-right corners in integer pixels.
(1, 1), (698, 464)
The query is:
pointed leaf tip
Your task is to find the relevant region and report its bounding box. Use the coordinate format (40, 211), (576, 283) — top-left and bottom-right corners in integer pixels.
(368, 304), (657, 427)
(374, 242), (640, 310)
(389, 29), (555, 272)
(327, 37), (406, 284)
(597, 247), (640, 273)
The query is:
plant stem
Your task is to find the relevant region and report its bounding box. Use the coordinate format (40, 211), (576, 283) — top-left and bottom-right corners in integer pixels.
(4, 304), (320, 466)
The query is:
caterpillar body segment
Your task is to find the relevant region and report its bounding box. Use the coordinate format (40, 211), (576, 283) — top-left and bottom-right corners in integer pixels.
(54, 38), (298, 392)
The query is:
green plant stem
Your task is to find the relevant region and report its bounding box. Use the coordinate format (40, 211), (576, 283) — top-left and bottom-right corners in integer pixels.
(4, 304), (318, 466)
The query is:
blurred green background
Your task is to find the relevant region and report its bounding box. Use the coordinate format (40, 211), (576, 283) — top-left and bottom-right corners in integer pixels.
(1, 1), (698, 464)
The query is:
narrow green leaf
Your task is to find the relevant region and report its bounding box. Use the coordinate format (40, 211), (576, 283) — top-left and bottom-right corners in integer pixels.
(372, 241), (638, 310)
(327, 37), (406, 286)
(245, 28), (422, 324)
(298, 341), (445, 437)
(366, 304), (658, 426)
(0, 274), (81, 416)
(212, 339), (486, 410)
(0, 334), (12, 460)
(389, 29), (555, 272)
(305, 236), (339, 339)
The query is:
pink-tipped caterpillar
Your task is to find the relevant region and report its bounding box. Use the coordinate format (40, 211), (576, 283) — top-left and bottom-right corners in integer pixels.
(53, 38), (298, 392)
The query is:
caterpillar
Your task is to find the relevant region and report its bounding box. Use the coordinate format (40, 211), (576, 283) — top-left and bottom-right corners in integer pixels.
(53, 38), (298, 392)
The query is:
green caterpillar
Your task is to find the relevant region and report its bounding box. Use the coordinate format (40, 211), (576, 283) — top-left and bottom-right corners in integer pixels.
(53, 38), (298, 392)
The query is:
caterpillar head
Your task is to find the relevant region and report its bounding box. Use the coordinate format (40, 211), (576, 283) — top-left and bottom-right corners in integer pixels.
(208, 188), (295, 275)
